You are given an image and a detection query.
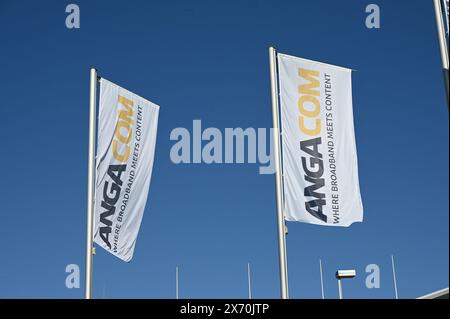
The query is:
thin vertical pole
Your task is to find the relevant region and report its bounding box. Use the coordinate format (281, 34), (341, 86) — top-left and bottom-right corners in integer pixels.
(433, 0), (449, 107)
(319, 259), (325, 299)
(85, 68), (97, 299)
(247, 263), (252, 299)
(444, 0), (449, 31)
(391, 255), (399, 299)
(176, 266), (179, 300)
(337, 279), (343, 299)
(269, 46), (289, 299)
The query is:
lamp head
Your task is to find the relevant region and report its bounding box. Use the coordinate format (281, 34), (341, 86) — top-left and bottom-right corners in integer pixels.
(336, 269), (356, 279)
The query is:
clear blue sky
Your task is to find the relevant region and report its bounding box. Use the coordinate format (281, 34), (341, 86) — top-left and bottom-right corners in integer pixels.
(0, 0), (448, 299)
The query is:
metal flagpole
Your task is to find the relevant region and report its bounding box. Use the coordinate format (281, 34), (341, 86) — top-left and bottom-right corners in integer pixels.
(433, 0), (449, 108)
(269, 46), (289, 299)
(337, 279), (343, 299)
(247, 263), (252, 299)
(319, 259), (325, 299)
(391, 255), (399, 299)
(176, 266), (179, 299)
(85, 68), (98, 299)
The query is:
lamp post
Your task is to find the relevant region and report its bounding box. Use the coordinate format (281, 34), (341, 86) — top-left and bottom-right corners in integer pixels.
(335, 269), (356, 299)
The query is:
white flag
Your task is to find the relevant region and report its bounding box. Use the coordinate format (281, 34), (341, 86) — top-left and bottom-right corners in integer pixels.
(277, 53), (363, 227)
(94, 79), (159, 261)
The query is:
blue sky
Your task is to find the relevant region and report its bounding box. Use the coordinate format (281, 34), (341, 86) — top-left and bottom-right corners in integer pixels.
(0, 0), (448, 299)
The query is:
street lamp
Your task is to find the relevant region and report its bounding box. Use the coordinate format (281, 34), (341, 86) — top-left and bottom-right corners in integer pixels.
(335, 269), (356, 299)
